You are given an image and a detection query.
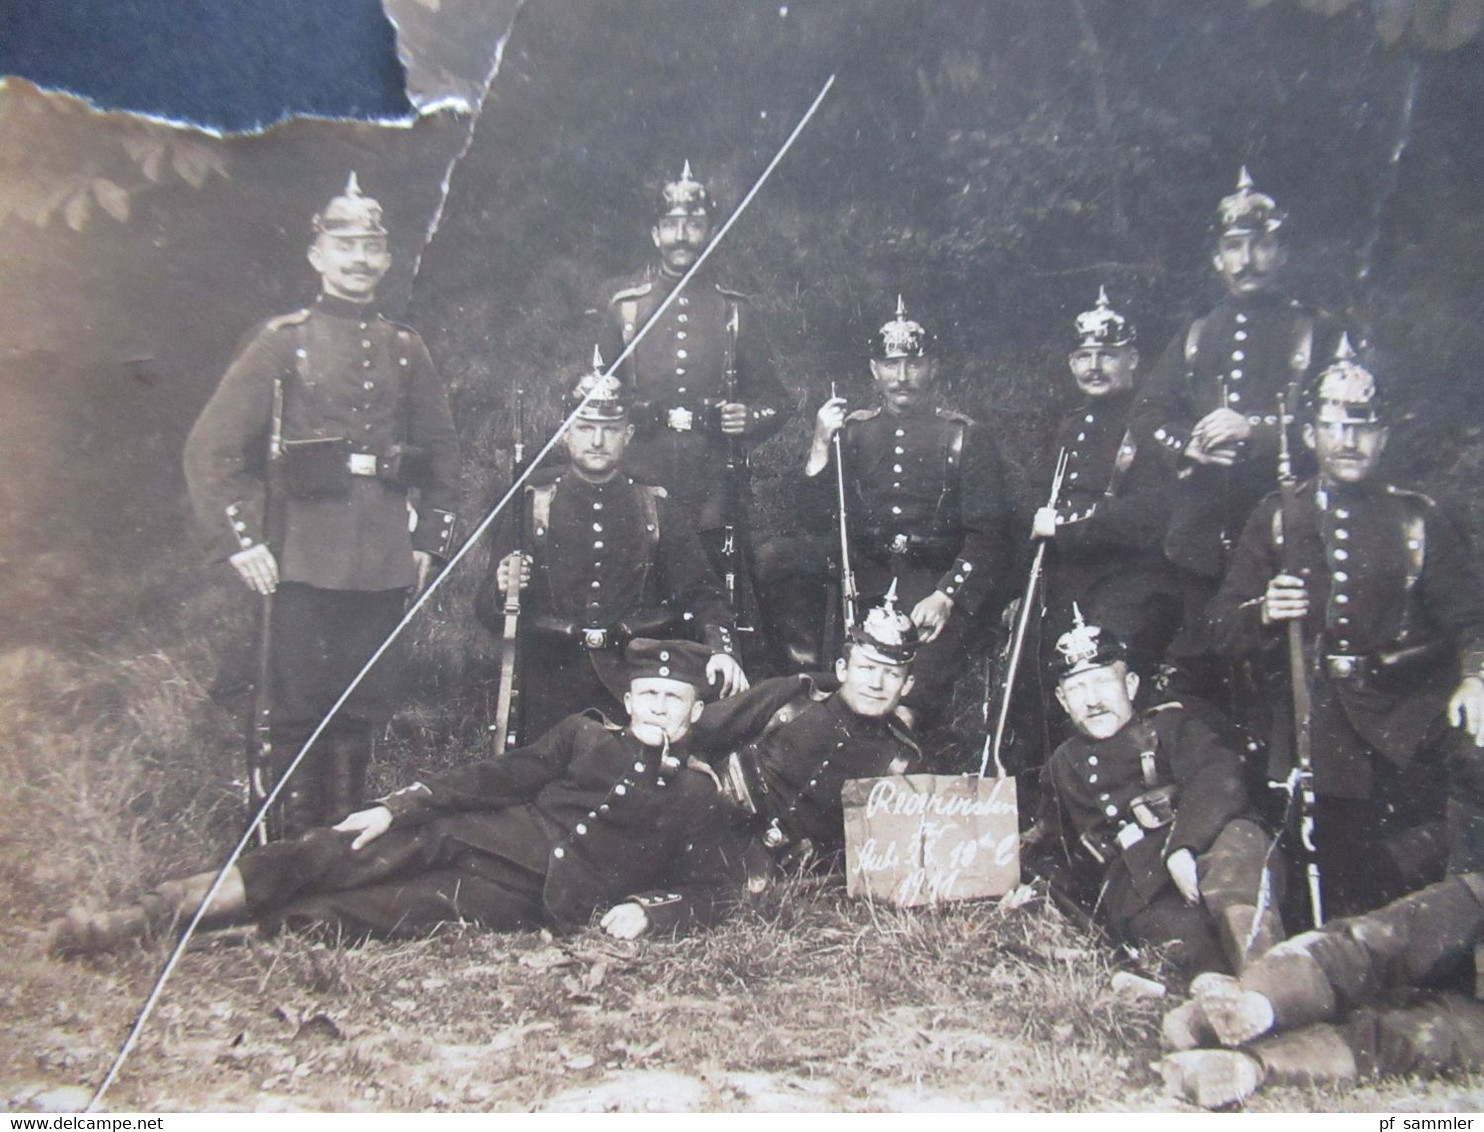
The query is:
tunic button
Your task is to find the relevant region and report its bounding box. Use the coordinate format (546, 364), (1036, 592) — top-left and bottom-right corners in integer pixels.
(593, 502), (603, 511)
(635, 762), (646, 772)
(1088, 774), (1098, 784)
(1104, 805), (1118, 817)
(599, 804), (610, 813)
(364, 381), (374, 390)
(1230, 369), (1243, 379)
(1235, 312), (1248, 324)
(677, 386), (687, 394)
(1334, 594), (1350, 604)
(362, 359), (372, 368)
(359, 322), (368, 331)
(576, 824), (587, 835)
(1335, 529), (1349, 540)
(895, 429), (905, 437)
(676, 349), (688, 359)
(591, 580), (601, 589)
(1235, 330), (1248, 341)
(891, 506), (902, 515)
(1084, 414), (1094, 424)
(361, 339), (371, 349)
(615, 785), (627, 795)
(678, 297), (689, 306)
(1336, 509), (1350, 519)
(894, 446), (904, 455)
(676, 331), (687, 340)
(295, 348), (307, 359)
(1228, 392), (1240, 404)
(1334, 571), (1348, 582)
(1076, 433), (1085, 442)
(1068, 472), (1079, 480)
(594, 540), (604, 549)
(892, 482), (902, 489)
(678, 314), (688, 323)
(1334, 548), (1349, 560)
(893, 464), (903, 473)
(1232, 350), (1245, 361)
(553, 847), (565, 858)
(593, 523), (603, 532)
(1087, 756), (1098, 766)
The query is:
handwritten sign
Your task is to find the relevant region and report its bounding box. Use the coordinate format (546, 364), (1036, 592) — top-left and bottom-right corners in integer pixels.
(842, 774), (1020, 907)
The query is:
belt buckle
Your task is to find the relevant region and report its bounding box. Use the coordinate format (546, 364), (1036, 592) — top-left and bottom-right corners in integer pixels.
(1114, 823), (1145, 851)
(347, 452), (378, 476)
(666, 407), (694, 432)
(1326, 654), (1362, 680)
(583, 628), (610, 650)
(889, 533), (910, 555)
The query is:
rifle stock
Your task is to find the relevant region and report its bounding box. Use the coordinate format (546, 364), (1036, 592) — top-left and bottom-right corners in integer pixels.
(245, 377), (285, 844)
(1277, 392), (1324, 927)
(491, 388), (527, 754)
(720, 303), (761, 641)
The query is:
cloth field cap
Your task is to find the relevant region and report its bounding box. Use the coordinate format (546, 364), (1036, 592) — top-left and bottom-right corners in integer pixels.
(1073, 286), (1136, 349)
(624, 638), (714, 693)
(660, 159), (712, 218)
(849, 579), (921, 665)
(1309, 333), (1385, 425)
(872, 295), (933, 359)
(1052, 603), (1128, 680)
(1217, 166), (1285, 238)
(569, 345), (629, 421)
(313, 172), (387, 238)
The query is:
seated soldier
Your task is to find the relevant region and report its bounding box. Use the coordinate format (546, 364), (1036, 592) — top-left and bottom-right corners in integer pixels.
(1160, 871), (1484, 1109)
(692, 584), (922, 868)
(475, 351), (747, 743)
(1029, 609), (1284, 978)
(47, 640), (746, 956)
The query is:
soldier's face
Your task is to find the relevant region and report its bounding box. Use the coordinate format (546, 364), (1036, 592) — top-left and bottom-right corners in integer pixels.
(1212, 232), (1287, 298)
(1306, 420), (1388, 486)
(309, 233), (391, 301)
(835, 648), (914, 717)
(869, 356), (938, 413)
(625, 678), (704, 747)
(651, 215), (712, 274)
(564, 418), (633, 480)
(1055, 662), (1139, 740)
(1068, 345), (1139, 398)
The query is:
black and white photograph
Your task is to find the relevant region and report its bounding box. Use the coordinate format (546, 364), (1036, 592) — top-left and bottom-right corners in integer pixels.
(4, 0), (1484, 1114)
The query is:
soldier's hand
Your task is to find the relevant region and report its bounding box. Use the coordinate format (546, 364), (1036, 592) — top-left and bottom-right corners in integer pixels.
(229, 543), (279, 596)
(1261, 573), (1308, 624)
(600, 902), (650, 939)
(412, 551), (437, 599)
(1031, 506), (1060, 540)
(335, 805), (394, 851)
(1448, 676), (1484, 746)
(719, 401), (750, 436)
(1192, 407), (1253, 450)
(806, 396), (850, 475)
(708, 653), (749, 698)
(495, 552), (532, 595)
(1166, 847), (1201, 904)
(911, 590), (955, 644)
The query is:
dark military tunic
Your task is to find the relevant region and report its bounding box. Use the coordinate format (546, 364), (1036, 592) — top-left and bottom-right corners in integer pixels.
(599, 267), (789, 532)
(1131, 293), (1338, 580)
(183, 293), (460, 736)
(236, 712), (747, 939)
(1038, 703), (1272, 973)
(829, 402), (1012, 721)
(1041, 389), (1180, 673)
(693, 674), (921, 857)
(1208, 478), (1484, 907)
(474, 469), (738, 739)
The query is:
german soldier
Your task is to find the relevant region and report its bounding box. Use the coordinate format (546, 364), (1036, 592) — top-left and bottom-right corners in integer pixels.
(693, 585), (923, 868)
(1130, 169), (1341, 691)
(598, 162), (790, 587)
(474, 353), (747, 741)
(805, 297), (1011, 730)
(183, 174), (460, 837)
(47, 640), (747, 955)
(1031, 610), (1284, 978)
(1207, 342), (1484, 916)
(1032, 287), (1181, 680)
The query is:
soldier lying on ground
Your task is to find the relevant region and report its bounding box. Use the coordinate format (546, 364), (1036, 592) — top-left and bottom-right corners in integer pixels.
(1159, 871), (1484, 1109)
(46, 640), (747, 957)
(691, 586), (922, 871)
(474, 354), (746, 740)
(1027, 610), (1284, 979)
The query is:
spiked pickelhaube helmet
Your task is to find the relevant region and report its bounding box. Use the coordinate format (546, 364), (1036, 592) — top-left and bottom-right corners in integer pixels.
(1052, 604), (1128, 680)
(1072, 286), (1136, 350)
(659, 159), (712, 218)
(872, 295), (933, 360)
(312, 172), (387, 238)
(1216, 166), (1285, 238)
(848, 580), (921, 666)
(568, 345), (630, 421)
(1309, 333), (1385, 426)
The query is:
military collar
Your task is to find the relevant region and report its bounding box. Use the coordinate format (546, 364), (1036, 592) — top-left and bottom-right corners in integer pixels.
(316, 293), (380, 321)
(1220, 290), (1292, 314)
(1077, 388), (1134, 415)
(559, 469), (628, 495)
(825, 689), (899, 733)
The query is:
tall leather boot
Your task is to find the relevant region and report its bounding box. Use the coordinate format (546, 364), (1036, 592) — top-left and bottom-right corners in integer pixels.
(46, 868), (249, 958)
(273, 737), (323, 840)
(323, 728), (372, 826)
(1218, 903), (1286, 974)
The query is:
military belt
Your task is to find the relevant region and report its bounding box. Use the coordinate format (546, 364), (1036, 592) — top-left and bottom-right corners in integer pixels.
(1324, 653), (1368, 681)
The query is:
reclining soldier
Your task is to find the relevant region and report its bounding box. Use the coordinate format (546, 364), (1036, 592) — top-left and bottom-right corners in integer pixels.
(47, 640), (747, 956)
(1029, 610), (1284, 978)
(1160, 871), (1484, 1109)
(692, 585), (922, 868)
(475, 353), (747, 741)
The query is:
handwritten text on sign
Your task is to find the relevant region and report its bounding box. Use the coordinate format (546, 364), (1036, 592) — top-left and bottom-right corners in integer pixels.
(842, 774), (1020, 907)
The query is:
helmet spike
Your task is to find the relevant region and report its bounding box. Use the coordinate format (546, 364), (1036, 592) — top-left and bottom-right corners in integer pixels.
(345, 171), (362, 197)
(681, 158), (693, 181)
(1071, 601), (1087, 630)
(1236, 165), (1254, 191)
(1333, 331), (1356, 362)
(1095, 285), (1110, 308)
(592, 343), (606, 372)
(883, 577), (900, 611)
(895, 294), (906, 319)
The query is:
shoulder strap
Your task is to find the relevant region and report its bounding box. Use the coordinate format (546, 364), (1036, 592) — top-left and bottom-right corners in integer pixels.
(1402, 500), (1426, 588)
(1104, 428), (1138, 500)
(1285, 314), (1316, 408)
(619, 299), (640, 344)
(636, 483), (663, 553)
(1184, 316), (1206, 365)
(1133, 721), (1161, 789)
(530, 483), (557, 537)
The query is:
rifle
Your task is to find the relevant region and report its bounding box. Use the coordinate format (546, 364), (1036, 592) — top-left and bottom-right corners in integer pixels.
(1276, 391), (1324, 927)
(246, 377), (286, 844)
(490, 386), (527, 754)
(831, 381), (860, 633)
(978, 448), (1068, 778)
(719, 302), (760, 642)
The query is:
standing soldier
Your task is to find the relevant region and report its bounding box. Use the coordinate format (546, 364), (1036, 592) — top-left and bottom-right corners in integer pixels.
(1207, 344), (1484, 917)
(1032, 288), (1180, 680)
(1131, 169), (1340, 691)
(184, 174), (460, 838)
(806, 297), (1012, 730)
(474, 354), (747, 741)
(598, 162), (791, 635)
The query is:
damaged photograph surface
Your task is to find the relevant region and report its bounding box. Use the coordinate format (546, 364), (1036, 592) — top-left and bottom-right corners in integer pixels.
(4, 0), (1484, 1115)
